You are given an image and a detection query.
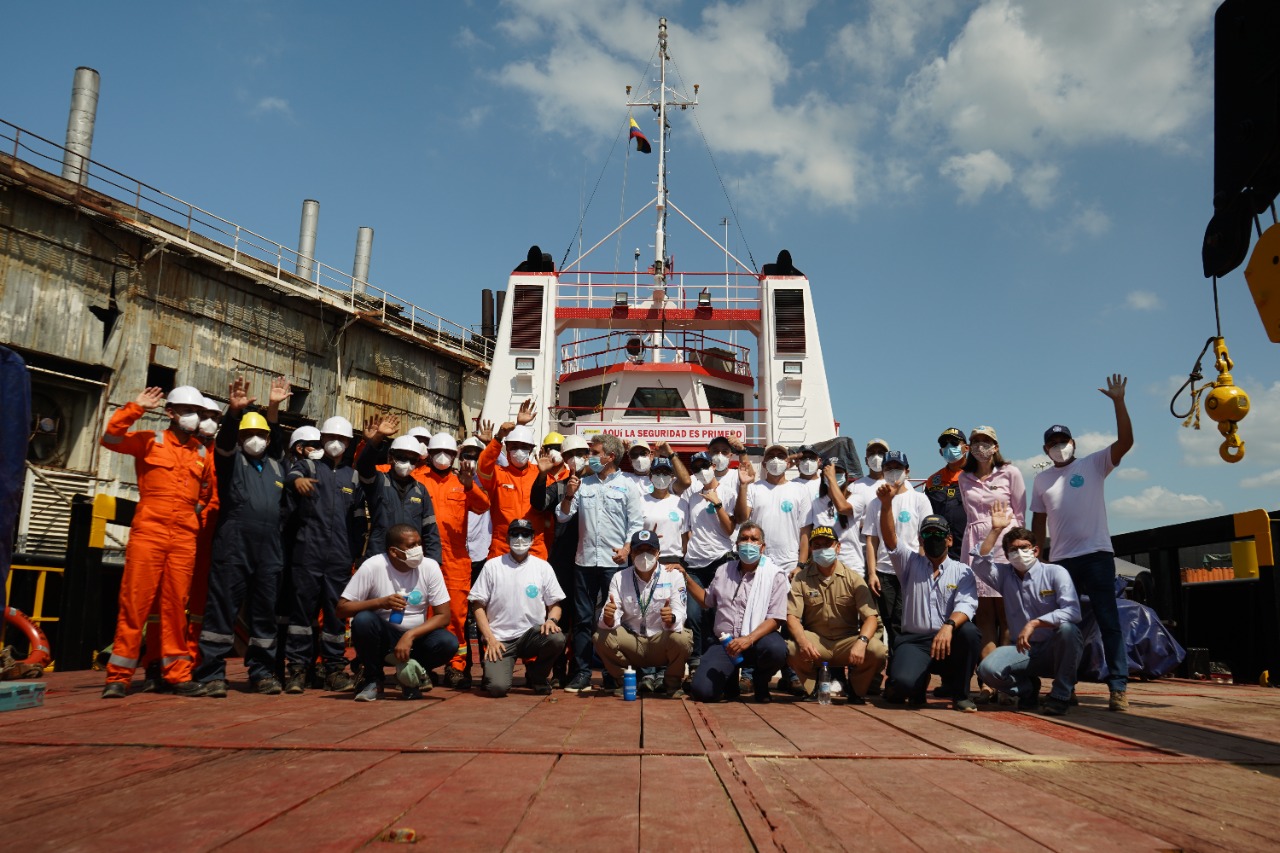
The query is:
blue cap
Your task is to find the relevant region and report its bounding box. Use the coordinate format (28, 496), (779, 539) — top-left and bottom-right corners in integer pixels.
(1043, 424), (1072, 444)
(689, 451), (713, 469)
(630, 529), (659, 551)
(650, 456), (674, 473)
(883, 449), (909, 468)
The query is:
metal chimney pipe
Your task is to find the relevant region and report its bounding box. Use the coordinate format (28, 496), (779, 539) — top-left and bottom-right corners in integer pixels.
(296, 199), (320, 281)
(61, 67), (100, 185)
(495, 290), (506, 330)
(481, 289), (495, 339)
(352, 226), (374, 295)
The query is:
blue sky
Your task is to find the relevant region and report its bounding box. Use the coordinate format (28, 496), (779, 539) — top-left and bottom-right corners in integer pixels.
(3, 1), (1276, 532)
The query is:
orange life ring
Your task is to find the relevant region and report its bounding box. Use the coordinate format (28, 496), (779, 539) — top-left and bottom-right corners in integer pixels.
(4, 606), (52, 667)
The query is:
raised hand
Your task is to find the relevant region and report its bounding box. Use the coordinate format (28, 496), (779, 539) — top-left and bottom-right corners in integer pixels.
(989, 500), (1014, 531)
(377, 413), (400, 437)
(477, 419), (494, 443)
(496, 421), (516, 441)
(727, 435), (746, 453)
(135, 387), (166, 409)
(876, 482), (894, 504)
(362, 416), (381, 441)
(737, 458), (756, 485)
(1099, 373), (1127, 401)
(268, 376), (293, 405)
(564, 474), (581, 499)
(516, 398), (537, 426)
(537, 448), (557, 473)
(603, 594), (618, 625)
(227, 375), (255, 411)
(456, 465), (473, 489)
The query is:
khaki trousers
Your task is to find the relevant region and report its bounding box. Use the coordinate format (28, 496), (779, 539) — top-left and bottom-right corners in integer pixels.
(593, 627), (693, 691)
(786, 630), (887, 697)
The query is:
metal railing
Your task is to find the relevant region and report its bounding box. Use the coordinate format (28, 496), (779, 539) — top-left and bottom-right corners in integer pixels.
(559, 329), (752, 377)
(0, 117), (492, 364)
(555, 271), (763, 312)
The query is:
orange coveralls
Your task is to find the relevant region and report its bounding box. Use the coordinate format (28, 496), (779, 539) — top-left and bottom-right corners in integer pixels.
(415, 467), (490, 671)
(477, 439), (553, 559)
(101, 403), (212, 685)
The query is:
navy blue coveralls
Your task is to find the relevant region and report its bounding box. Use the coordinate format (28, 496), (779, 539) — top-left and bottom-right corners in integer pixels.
(355, 443), (442, 562)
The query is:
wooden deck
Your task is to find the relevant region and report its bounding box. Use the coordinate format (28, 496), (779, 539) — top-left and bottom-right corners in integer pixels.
(2, 667), (1278, 852)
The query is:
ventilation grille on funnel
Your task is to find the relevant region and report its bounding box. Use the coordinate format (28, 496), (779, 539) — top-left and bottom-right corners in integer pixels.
(510, 285), (545, 350)
(773, 289), (806, 354)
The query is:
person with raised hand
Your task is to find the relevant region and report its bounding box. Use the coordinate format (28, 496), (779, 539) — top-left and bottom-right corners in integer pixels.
(477, 399), (554, 560)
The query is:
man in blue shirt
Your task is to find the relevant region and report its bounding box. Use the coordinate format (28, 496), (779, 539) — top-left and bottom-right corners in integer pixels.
(878, 489), (980, 712)
(556, 432), (645, 692)
(970, 501), (1083, 716)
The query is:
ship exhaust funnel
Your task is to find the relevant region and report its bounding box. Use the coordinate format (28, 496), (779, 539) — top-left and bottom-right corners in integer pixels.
(296, 199), (320, 281)
(352, 226), (373, 295)
(495, 290), (506, 329)
(481, 289), (495, 339)
(61, 67), (100, 185)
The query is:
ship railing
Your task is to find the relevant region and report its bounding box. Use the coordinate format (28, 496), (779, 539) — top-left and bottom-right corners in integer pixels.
(559, 329), (752, 377)
(554, 271), (762, 312)
(550, 405), (768, 445)
(0, 117), (492, 364)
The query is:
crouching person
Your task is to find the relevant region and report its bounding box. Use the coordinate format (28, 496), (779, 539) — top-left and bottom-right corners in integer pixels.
(469, 519), (567, 697)
(336, 523), (456, 702)
(786, 526), (887, 705)
(971, 501), (1083, 715)
(593, 530), (693, 698)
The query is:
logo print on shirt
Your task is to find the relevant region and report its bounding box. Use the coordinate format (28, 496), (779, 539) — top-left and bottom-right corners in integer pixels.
(898, 510), (911, 523)
(525, 584), (539, 599)
(668, 511), (680, 522)
(781, 500), (794, 513)
(705, 504), (718, 515)
(1069, 474), (1085, 488)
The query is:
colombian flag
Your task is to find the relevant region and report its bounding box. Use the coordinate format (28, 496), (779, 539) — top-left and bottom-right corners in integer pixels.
(629, 117), (652, 154)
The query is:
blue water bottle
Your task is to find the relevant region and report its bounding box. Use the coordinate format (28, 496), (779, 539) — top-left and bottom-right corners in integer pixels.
(389, 588), (407, 625)
(719, 633), (744, 665)
(623, 667), (637, 701)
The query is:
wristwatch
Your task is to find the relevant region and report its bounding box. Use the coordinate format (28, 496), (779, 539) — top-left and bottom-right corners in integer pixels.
(943, 618), (957, 629)
(855, 634), (870, 644)
(549, 617), (561, 626)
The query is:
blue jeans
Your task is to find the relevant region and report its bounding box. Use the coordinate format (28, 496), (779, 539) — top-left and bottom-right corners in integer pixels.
(572, 564), (621, 679)
(977, 623), (1083, 702)
(689, 632), (787, 702)
(685, 556), (731, 663)
(350, 610), (457, 688)
(886, 622), (981, 701)
(1058, 551), (1128, 693)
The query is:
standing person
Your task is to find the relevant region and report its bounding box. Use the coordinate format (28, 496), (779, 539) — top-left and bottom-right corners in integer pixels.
(706, 434), (748, 491)
(283, 415), (361, 694)
(1031, 374), (1134, 712)
(477, 399), (552, 558)
(793, 445), (824, 503)
(193, 377), (292, 697)
(862, 451), (932, 652)
(337, 524), (457, 702)
(355, 419), (442, 562)
(856, 439), (890, 496)
(100, 385), (213, 698)
(959, 425), (1026, 702)
(924, 428), (969, 561)
(742, 444), (812, 575)
(418, 432), (490, 689)
(642, 456), (688, 568)
(680, 451), (740, 676)
(460, 435), (493, 677)
(556, 433), (645, 693)
(622, 439), (654, 496)
(799, 457), (867, 576)
(469, 519), (567, 697)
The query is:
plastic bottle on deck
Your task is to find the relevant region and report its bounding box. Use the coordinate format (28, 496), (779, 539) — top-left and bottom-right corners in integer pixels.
(623, 667), (637, 701)
(817, 662), (832, 706)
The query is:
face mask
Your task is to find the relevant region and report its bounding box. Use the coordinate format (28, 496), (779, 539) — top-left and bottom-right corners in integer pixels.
(586, 455), (604, 474)
(923, 537), (948, 559)
(711, 453), (730, 472)
(631, 455), (651, 474)
(431, 452), (453, 470)
(396, 545), (424, 568)
(695, 468), (716, 486)
(650, 474), (673, 491)
(508, 448), (531, 467)
(198, 418), (218, 437)
(324, 439), (347, 458)
(797, 459), (819, 476)
(883, 468), (906, 486)
(866, 453), (884, 473)
(1007, 547), (1036, 571)
(393, 459), (416, 477)
(176, 412), (200, 432)
(306, 448), (325, 461)
(509, 537), (532, 557)
(633, 552), (659, 574)
(940, 445), (965, 463)
(737, 542), (762, 564)
(835, 473), (847, 488)
(548, 449), (562, 465)
(812, 547), (837, 568)
(242, 436), (268, 457)
(765, 458), (788, 477)
(971, 442), (996, 461)
(1048, 441), (1075, 464)
(567, 456), (585, 474)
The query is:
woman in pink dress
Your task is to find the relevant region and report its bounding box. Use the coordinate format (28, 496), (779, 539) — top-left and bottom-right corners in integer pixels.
(958, 425), (1026, 702)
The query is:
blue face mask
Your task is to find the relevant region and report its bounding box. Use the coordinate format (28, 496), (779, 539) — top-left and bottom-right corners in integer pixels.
(737, 542), (762, 564)
(940, 444), (965, 462)
(812, 547), (837, 567)
(586, 455), (604, 474)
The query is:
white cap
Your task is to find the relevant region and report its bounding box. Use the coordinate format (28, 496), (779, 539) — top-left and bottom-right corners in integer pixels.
(320, 416), (354, 438)
(166, 386), (205, 407)
(290, 425), (321, 446)
(428, 433), (458, 453)
(562, 434), (589, 453)
(407, 426), (431, 440)
(460, 436), (485, 451)
(507, 425), (536, 446)
(390, 436), (424, 455)
(628, 439), (651, 451)
(201, 397), (222, 415)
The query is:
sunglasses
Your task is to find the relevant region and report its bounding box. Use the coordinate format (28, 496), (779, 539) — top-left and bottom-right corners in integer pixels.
(921, 529), (949, 539)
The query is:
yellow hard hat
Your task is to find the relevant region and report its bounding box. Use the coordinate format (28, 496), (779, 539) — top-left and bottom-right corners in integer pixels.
(542, 431), (565, 447)
(239, 412), (269, 432)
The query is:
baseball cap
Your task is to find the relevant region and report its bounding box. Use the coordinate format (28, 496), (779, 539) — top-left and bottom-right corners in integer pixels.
(650, 457), (674, 473)
(507, 519), (535, 540)
(920, 515), (950, 536)
(882, 450), (909, 468)
(764, 443), (789, 457)
(630, 529), (659, 551)
(628, 439), (651, 453)
(707, 435), (734, 449)
(809, 525), (837, 542)
(938, 427), (966, 445)
(797, 444), (819, 457)
(1043, 425), (1072, 444)
(865, 438), (890, 452)
(970, 425), (998, 442)
(689, 451), (712, 469)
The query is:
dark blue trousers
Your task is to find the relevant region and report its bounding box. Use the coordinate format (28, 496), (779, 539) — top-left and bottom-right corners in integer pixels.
(689, 631), (787, 702)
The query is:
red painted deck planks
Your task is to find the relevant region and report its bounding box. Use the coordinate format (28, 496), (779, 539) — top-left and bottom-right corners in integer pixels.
(639, 695), (705, 753)
(504, 754), (641, 850)
(562, 693), (643, 750)
(697, 701), (801, 754)
(0, 745), (212, 815)
(638, 755), (753, 850)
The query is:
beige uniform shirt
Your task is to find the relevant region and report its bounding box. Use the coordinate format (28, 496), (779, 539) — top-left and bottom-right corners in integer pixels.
(787, 561), (880, 642)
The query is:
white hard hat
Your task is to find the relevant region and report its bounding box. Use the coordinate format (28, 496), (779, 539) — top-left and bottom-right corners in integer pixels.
(320, 416), (354, 438)
(407, 426), (431, 440)
(562, 434), (589, 453)
(460, 436), (485, 451)
(507, 425), (536, 446)
(390, 435), (424, 455)
(428, 432), (459, 453)
(290, 425), (321, 446)
(201, 397), (222, 415)
(166, 386), (205, 407)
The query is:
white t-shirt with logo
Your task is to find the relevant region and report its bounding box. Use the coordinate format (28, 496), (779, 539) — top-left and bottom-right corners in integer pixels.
(340, 554), (451, 631)
(1030, 448), (1117, 560)
(468, 553), (566, 643)
(623, 471), (654, 497)
(807, 485), (868, 572)
(467, 510), (492, 563)
(862, 489), (934, 576)
(643, 492), (688, 560)
(747, 479), (812, 573)
(681, 479), (739, 568)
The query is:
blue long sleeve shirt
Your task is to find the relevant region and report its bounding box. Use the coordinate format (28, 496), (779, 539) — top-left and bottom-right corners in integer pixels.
(969, 545), (1081, 642)
(890, 540), (978, 634)
(557, 470), (645, 567)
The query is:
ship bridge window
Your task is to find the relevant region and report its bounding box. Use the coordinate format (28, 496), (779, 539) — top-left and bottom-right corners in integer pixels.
(704, 386), (745, 422)
(569, 383), (613, 413)
(626, 388), (689, 418)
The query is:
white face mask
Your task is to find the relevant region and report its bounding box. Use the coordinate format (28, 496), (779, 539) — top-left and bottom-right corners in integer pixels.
(866, 453), (884, 473)
(431, 452), (453, 470)
(509, 537), (532, 557)
(508, 448), (531, 467)
(696, 468), (716, 486)
(242, 435), (268, 457)
(1048, 441), (1075, 464)
(198, 417), (218, 437)
(396, 545), (424, 568)
(548, 449), (563, 465)
(650, 474), (674, 491)
(883, 468), (906, 486)
(629, 455), (650, 474)
(633, 551), (659, 574)
(176, 412), (200, 432)
(567, 455), (585, 474)
(971, 442), (996, 461)
(711, 453), (730, 472)
(797, 458), (819, 476)
(1007, 547), (1036, 571)
(324, 439), (347, 458)
(393, 459), (416, 477)
(765, 458), (788, 477)
(306, 448), (325, 461)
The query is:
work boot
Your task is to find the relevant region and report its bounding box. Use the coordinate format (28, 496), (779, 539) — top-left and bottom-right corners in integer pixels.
(284, 667), (307, 695)
(254, 676), (283, 695)
(325, 670), (355, 692)
(203, 679), (228, 699)
(101, 682), (127, 699)
(443, 667), (472, 690)
(1109, 690), (1129, 712)
(171, 680), (206, 697)
(140, 662), (167, 693)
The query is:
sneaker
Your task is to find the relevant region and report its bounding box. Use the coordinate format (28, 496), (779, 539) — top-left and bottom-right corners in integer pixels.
(284, 669), (307, 695)
(664, 688), (686, 700)
(953, 697), (978, 713)
(203, 679), (228, 699)
(354, 682), (379, 702)
(1069, 690), (1080, 706)
(1041, 696), (1070, 716)
(255, 676), (283, 696)
(325, 671), (355, 692)
(784, 674), (806, 696)
(639, 674), (659, 693)
(1017, 691), (1040, 711)
(101, 682), (127, 699)
(1109, 690), (1129, 712)
(564, 673), (593, 693)
(738, 675), (753, 695)
(401, 685), (424, 701)
(882, 685), (906, 704)
(443, 668), (472, 690)
(171, 680), (206, 697)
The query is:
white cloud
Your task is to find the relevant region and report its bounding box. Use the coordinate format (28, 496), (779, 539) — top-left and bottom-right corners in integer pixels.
(1018, 162), (1059, 209)
(1068, 204), (1111, 238)
(251, 96), (292, 118)
(1114, 467), (1148, 481)
(1126, 290), (1162, 311)
(1110, 486), (1224, 521)
(458, 26), (486, 49)
(940, 150), (1013, 203)
(832, 0), (962, 77)
(1240, 469), (1280, 489)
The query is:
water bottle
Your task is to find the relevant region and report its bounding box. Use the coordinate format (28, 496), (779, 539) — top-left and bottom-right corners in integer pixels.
(719, 633), (744, 665)
(817, 662), (832, 706)
(388, 588), (406, 625)
(623, 667), (637, 701)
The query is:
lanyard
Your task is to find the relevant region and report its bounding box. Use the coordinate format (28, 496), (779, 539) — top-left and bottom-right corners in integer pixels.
(632, 570), (657, 620)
